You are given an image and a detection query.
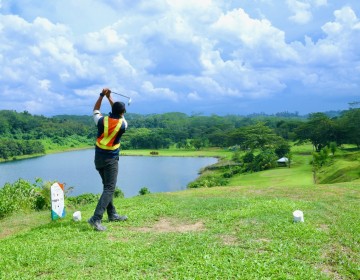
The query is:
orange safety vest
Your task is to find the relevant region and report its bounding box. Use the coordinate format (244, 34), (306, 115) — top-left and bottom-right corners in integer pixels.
(96, 117), (123, 150)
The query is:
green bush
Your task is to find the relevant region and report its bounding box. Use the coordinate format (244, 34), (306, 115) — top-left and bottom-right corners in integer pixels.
(223, 166), (242, 178)
(242, 151), (254, 163)
(114, 187), (124, 198)
(188, 175), (228, 188)
(33, 181), (52, 210)
(242, 149), (277, 172)
(0, 179), (39, 219)
(139, 187), (151, 195)
(232, 150), (242, 162)
(67, 193), (100, 206)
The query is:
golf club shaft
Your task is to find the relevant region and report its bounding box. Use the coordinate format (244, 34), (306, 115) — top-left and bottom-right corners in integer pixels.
(111, 91), (130, 100)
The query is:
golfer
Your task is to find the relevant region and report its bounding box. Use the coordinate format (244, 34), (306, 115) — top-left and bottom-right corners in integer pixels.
(88, 88), (128, 231)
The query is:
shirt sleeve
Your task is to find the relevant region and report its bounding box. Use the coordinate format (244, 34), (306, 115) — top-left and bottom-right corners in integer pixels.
(93, 110), (102, 125)
(122, 116), (128, 129)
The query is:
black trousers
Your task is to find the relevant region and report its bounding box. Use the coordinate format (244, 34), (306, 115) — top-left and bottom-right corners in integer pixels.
(93, 154), (119, 221)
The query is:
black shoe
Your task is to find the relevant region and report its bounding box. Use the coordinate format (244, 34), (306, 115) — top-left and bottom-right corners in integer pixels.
(88, 217), (107, 231)
(108, 214), (128, 222)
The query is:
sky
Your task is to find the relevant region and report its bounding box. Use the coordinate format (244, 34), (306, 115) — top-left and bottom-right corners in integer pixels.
(0, 0), (359, 116)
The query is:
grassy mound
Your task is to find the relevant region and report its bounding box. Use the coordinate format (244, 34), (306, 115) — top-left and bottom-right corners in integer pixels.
(1, 182), (359, 279)
(317, 149), (360, 184)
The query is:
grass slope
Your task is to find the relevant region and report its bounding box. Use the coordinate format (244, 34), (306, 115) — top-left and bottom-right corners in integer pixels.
(317, 149), (360, 184)
(0, 145), (359, 279)
(1, 182), (359, 279)
(227, 144), (314, 187)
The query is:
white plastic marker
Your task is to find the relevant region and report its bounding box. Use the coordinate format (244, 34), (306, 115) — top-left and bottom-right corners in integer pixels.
(73, 211), (82, 222)
(50, 182), (66, 220)
(293, 210), (304, 222)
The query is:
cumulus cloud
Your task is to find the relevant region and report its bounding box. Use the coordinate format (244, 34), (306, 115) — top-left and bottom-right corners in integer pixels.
(0, 0), (359, 115)
(287, 0), (312, 24)
(141, 81), (179, 102)
(211, 8), (298, 62)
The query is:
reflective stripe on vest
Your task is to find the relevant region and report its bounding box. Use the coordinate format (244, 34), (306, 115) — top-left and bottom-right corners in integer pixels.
(96, 117), (123, 150)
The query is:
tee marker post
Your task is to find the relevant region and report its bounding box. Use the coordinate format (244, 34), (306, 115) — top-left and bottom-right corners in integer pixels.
(50, 182), (66, 220)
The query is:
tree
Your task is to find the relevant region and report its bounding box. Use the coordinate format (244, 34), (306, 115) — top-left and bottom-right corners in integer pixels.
(338, 108), (360, 148)
(329, 142), (337, 155)
(295, 113), (336, 151)
(228, 122), (288, 152)
(274, 139), (291, 158)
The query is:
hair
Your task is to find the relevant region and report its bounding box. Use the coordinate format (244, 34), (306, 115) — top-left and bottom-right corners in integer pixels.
(112, 102), (126, 115)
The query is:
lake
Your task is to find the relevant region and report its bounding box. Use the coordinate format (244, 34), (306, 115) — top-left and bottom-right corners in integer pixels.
(0, 149), (217, 197)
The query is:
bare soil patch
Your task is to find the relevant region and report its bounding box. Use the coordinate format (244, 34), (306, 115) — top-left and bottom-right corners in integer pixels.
(132, 218), (205, 233)
(218, 234), (239, 245)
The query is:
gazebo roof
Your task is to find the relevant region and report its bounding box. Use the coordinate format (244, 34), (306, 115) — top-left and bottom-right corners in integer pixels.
(277, 157), (289, 163)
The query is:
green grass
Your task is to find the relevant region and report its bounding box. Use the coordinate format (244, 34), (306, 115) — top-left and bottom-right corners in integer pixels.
(1, 183), (359, 279)
(1, 145), (359, 279)
(226, 143), (314, 187)
(228, 149), (314, 187)
(317, 149), (360, 184)
(121, 147), (233, 159)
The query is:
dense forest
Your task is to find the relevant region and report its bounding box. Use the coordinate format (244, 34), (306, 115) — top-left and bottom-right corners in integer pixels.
(0, 108), (359, 161)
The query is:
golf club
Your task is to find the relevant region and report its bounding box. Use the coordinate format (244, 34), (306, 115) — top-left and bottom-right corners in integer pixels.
(111, 91), (132, 106)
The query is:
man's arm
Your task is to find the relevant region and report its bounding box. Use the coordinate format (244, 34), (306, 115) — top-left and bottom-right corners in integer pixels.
(93, 88), (112, 125)
(107, 94), (115, 107)
(93, 88), (111, 111)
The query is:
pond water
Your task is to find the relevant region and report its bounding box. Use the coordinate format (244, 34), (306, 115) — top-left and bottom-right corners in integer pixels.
(0, 149), (217, 197)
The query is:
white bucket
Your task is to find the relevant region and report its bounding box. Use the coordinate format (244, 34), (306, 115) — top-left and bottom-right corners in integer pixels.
(73, 211), (82, 222)
(293, 210), (304, 222)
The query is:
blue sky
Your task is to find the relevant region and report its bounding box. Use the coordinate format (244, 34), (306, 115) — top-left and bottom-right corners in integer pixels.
(0, 0), (359, 116)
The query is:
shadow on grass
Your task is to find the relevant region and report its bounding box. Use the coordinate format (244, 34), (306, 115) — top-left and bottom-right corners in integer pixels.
(28, 219), (92, 233)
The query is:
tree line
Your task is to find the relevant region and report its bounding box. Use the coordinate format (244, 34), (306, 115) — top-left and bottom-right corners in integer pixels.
(0, 108), (359, 160)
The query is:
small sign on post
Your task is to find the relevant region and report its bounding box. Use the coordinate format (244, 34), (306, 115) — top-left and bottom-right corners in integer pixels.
(51, 182), (66, 220)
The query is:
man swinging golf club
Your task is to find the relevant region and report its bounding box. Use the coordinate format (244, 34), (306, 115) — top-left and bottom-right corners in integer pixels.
(88, 88), (128, 231)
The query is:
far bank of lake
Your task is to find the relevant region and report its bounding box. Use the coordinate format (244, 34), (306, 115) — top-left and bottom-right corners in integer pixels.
(0, 149), (218, 197)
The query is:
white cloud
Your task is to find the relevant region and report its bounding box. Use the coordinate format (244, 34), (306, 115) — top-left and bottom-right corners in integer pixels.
(141, 81), (179, 101)
(211, 8), (298, 62)
(290, 6), (360, 92)
(80, 23), (128, 54)
(39, 79), (51, 91)
(112, 53), (137, 77)
(313, 0), (327, 7)
(0, 0), (360, 115)
(287, 0), (312, 24)
(187, 91), (201, 101)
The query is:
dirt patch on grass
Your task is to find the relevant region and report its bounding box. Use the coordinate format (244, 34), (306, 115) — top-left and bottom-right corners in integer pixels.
(107, 235), (130, 242)
(132, 218), (205, 233)
(218, 234), (239, 245)
(317, 224), (329, 232)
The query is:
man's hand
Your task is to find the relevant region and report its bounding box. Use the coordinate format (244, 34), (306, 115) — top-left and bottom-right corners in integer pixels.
(102, 88), (111, 98)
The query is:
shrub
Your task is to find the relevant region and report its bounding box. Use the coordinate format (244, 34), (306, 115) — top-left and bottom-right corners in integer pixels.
(312, 147), (331, 168)
(242, 152), (254, 163)
(0, 179), (39, 219)
(139, 187), (151, 195)
(274, 140), (291, 158)
(223, 166), (242, 178)
(33, 180), (52, 210)
(114, 187), (124, 198)
(188, 175), (228, 188)
(252, 149), (278, 171)
(329, 142), (337, 155)
(67, 193), (100, 206)
(232, 150), (242, 163)
(242, 149), (277, 172)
